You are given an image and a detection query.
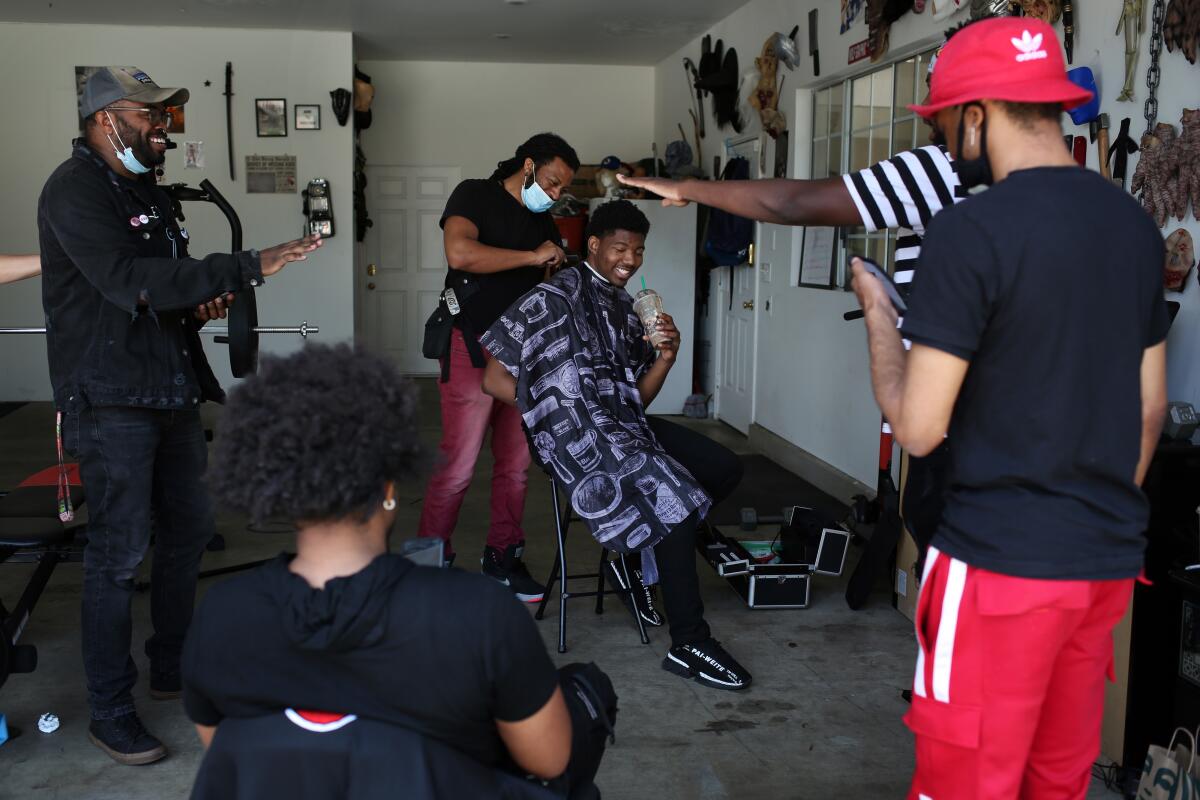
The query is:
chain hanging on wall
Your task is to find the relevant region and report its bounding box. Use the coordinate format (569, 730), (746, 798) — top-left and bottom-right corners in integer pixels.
(1144, 0), (1167, 136)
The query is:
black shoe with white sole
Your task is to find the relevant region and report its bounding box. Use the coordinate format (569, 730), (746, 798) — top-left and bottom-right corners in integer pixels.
(481, 542), (545, 603)
(604, 558), (663, 627)
(662, 638), (751, 691)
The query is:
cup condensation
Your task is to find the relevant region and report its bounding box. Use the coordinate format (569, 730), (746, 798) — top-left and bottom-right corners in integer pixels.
(633, 289), (670, 348)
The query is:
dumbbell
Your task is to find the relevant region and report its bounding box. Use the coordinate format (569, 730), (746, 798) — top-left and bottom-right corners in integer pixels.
(739, 507), (789, 531)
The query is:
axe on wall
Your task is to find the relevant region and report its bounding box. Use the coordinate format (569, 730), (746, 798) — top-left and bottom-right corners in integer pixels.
(1089, 114), (1111, 181)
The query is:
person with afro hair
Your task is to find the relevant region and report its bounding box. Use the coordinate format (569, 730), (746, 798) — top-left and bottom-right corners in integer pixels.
(482, 200), (752, 692)
(181, 343), (617, 795)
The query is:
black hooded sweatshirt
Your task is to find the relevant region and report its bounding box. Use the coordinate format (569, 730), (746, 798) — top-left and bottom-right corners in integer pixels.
(182, 553), (559, 767)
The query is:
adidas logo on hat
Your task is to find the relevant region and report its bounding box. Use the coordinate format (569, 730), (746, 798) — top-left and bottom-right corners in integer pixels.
(1012, 31), (1048, 63)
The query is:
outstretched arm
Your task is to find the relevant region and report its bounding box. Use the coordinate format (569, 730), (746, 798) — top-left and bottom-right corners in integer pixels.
(0, 254), (41, 285)
(617, 174), (862, 227)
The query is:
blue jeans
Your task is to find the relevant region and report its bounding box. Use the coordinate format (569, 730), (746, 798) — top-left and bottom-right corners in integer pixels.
(65, 405), (214, 720)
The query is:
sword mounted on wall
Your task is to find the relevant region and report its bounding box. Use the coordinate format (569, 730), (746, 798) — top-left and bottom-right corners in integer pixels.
(223, 62), (235, 181)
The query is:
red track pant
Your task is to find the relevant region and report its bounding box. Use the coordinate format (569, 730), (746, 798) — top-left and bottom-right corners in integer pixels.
(906, 546), (1133, 800)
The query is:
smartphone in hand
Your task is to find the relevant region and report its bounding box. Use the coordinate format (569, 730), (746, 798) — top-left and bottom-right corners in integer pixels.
(856, 257), (907, 314)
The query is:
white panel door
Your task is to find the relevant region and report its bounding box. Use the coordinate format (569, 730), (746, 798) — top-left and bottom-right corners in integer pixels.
(361, 165), (460, 375)
(715, 137), (761, 434)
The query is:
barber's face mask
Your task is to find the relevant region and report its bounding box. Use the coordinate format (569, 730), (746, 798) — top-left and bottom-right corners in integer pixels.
(521, 166), (555, 213)
(104, 111), (151, 175)
(953, 103), (994, 190)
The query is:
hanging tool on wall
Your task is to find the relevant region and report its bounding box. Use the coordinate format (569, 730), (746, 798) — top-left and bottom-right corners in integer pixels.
(808, 9), (821, 76)
(1071, 135), (1088, 166)
(223, 62), (235, 181)
(1108, 117), (1140, 188)
(683, 57), (705, 139)
(1091, 114), (1113, 180)
(1063, 0), (1076, 63)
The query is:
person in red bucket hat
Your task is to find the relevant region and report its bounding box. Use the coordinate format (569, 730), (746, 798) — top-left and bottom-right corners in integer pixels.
(850, 16), (1170, 800)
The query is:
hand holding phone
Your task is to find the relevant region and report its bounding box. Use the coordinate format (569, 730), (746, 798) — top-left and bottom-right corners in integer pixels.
(852, 257), (906, 314)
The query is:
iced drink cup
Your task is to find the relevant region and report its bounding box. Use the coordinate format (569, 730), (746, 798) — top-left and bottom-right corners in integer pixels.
(633, 289), (671, 348)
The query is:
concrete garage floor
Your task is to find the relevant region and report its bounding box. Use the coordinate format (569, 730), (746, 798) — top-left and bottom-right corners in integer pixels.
(0, 383), (1119, 799)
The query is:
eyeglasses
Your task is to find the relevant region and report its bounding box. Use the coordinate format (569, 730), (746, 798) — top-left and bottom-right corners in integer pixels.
(107, 106), (174, 127)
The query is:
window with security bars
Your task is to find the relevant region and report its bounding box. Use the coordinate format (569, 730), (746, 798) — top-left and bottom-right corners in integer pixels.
(809, 48), (936, 289)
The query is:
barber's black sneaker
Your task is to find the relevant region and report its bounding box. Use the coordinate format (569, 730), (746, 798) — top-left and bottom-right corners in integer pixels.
(604, 558), (663, 627)
(662, 639), (751, 691)
(481, 542), (545, 603)
(88, 713), (167, 765)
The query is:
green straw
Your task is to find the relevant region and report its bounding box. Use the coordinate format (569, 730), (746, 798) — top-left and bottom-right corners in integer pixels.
(640, 276), (647, 292)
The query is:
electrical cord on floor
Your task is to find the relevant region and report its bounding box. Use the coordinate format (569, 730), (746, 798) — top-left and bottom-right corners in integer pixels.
(1091, 760), (1124, 795)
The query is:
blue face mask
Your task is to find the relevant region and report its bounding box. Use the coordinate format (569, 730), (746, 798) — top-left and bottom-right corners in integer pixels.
(521, 167), (554, 213)
(104, 111), (151, 175)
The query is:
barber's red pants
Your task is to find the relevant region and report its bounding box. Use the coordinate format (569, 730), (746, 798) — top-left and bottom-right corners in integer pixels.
(417, 329), (530, 555)
(906, 546), (1133, 800)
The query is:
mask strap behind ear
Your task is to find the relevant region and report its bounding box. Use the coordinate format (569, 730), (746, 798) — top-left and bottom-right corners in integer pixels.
(104, 110), (129, 153)
(524, 165), (535, 189)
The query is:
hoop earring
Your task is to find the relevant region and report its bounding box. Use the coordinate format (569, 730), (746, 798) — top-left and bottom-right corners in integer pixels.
(382, 498), (397, 511)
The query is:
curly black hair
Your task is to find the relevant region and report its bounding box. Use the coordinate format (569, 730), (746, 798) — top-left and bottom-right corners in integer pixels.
(586, 199), (650, 242)
(489, 132), (581, 180)
(210, 343), (423, 524)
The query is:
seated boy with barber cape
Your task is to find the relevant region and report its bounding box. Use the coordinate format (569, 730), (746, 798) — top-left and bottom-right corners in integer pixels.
(481, 199), (752, 691)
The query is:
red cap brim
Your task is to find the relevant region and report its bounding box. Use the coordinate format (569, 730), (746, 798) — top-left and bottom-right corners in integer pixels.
(909, 78), (1094, 119)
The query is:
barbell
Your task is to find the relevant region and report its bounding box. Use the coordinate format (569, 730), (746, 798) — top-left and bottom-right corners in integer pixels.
(0, 318), (319, 379)
(1, 179), (320, 378)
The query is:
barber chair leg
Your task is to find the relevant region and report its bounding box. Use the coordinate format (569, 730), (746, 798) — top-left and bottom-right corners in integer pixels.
(536, 480), (563, 623)
(594, 549), (606, 615)
(550, 480), (569, 654)
(616, 553), (650, 645)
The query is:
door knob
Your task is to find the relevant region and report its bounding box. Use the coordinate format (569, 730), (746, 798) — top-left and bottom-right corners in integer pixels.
(742, 300), (754, 310)
(367, 263), (378, 276)
(367, 282), (376, 290)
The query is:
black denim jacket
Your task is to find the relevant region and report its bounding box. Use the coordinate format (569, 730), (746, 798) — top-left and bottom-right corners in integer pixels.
(37, 141), (263, 410)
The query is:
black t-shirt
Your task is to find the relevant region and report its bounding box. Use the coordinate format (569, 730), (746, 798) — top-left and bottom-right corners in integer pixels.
(441, 178), (560, 333)
(182, 554), (559, 767)
(901, 167), (1169, 580)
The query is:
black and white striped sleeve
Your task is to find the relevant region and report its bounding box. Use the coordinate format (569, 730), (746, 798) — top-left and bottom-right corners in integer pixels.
(842, 146), (958, 235)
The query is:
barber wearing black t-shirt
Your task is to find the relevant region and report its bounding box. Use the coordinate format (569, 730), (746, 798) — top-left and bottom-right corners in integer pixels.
(851, 19), (1169, 800)
(418, 134), (579, 602)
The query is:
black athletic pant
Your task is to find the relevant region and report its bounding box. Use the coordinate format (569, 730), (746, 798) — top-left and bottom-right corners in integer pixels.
(645, 418), (743, 647)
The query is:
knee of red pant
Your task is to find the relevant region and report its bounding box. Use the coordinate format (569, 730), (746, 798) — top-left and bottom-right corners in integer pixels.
(905, 693), (984, 799)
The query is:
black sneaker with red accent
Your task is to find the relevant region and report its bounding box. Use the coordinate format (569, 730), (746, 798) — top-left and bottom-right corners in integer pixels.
(481, 542), (545, 603)
(662, 638), (751, 691)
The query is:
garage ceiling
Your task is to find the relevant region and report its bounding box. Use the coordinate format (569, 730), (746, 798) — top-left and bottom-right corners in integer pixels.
(4, 0), (755, 65)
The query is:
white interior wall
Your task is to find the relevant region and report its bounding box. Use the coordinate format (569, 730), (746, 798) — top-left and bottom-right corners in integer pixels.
(654, 0), (1200, 487)
(358, 61), (656, 184)
(0, 22), (355, 402)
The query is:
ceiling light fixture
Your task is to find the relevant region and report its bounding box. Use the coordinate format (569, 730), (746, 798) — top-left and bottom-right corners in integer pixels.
(505, 0), (528, 5)
(493, 33), (512, 39)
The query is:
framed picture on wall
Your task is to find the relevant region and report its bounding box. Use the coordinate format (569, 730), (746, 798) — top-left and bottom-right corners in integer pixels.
(255, 98), (287, 137)
(294, 104), (321, 131)
(798, 226), (837, 289)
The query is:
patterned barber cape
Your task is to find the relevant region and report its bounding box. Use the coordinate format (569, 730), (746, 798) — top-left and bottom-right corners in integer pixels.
(482, 264), (710, 573)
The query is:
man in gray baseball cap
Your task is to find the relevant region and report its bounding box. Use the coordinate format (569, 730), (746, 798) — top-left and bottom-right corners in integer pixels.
(40, 66), (321, 766)
(78, 66), (188, 175)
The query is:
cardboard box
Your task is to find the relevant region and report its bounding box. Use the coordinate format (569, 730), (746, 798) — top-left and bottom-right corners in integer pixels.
(568, 165), (603, 198)
(895, 529), (920, 621)
(894, 451), (920, 621)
